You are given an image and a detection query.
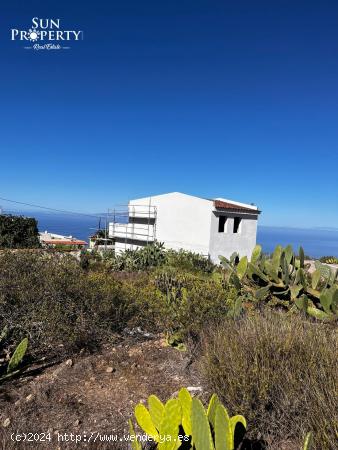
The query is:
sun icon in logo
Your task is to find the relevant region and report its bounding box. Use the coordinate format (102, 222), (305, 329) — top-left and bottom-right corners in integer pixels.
(27, 28), (40, 42)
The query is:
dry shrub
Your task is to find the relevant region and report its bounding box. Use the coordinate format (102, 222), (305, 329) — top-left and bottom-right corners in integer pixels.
(0, 251), (231, 362)
(0, 251), (138, 358)
(200, 311), (338, 449)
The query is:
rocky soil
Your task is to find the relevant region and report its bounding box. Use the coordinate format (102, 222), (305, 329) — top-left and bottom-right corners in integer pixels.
(0, 336), (203, 449)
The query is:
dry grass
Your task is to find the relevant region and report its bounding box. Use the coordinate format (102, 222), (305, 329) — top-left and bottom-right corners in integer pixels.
(200, 311), (338, 449)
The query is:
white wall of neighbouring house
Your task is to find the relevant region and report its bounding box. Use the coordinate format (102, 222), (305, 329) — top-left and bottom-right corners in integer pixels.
(130, 192), (213, 255)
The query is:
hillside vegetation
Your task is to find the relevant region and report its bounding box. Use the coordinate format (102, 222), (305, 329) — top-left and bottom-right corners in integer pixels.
(0, 244), (337, 449)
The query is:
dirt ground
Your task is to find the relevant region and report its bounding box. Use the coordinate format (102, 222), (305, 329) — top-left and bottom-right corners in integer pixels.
(0, 336), (202, 450)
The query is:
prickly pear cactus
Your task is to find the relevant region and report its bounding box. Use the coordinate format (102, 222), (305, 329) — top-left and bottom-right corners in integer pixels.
(7, 337), (28, 373)
(134, 393), (182, 449)
(131, 389), (247, 450)
(303, 432), (313, 450)
(219, 244), (338, 321)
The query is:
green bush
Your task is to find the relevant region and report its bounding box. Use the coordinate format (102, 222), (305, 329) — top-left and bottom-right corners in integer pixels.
(152, 268), (237, 343)
(53, 244), (79, 252)
(0, 214), (40, 248)
(200, 311), (338, 449)
(165, 248), (215, 274)
(111, 267), (237, 345)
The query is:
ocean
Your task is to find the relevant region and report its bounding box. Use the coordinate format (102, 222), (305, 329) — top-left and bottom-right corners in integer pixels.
(257, 226), (338, 258)
(5, 211), (338, 258)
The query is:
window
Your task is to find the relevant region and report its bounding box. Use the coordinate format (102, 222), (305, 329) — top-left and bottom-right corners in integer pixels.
(218, 216), (227, 232)
(233, 217), (241, 233)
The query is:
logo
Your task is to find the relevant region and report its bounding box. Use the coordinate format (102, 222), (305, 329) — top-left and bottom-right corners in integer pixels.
(11, 17), (83, 50)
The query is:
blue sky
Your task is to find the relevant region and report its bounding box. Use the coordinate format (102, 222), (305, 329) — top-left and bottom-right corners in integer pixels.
(1, 1), (338, 227)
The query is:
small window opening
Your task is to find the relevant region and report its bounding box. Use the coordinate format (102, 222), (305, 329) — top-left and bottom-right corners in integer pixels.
(218, 216), (227, 232)
(233, 217), (241, 233)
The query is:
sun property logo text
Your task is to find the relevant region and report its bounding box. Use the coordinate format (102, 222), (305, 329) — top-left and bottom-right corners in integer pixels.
(11, 18), (83, 50)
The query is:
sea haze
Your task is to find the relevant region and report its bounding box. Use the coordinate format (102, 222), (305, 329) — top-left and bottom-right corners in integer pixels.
(3, 211), (338, 258)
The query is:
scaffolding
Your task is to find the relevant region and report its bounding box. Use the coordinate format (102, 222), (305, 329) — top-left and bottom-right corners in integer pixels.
(108, 201), (157, 253)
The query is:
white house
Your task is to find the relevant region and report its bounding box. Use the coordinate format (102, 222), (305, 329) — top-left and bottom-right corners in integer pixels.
(39, 231), (87, 249)
(109, 192), (261, 263)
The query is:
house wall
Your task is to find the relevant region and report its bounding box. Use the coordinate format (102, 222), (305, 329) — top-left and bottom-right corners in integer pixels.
(208, 211), (258, 263)
(130, 192), (212, 255)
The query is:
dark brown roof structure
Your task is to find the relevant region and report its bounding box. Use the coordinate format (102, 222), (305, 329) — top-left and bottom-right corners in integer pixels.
(213, 200), (261, 214)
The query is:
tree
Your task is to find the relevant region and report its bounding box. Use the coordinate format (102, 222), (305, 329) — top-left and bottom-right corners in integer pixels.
(0, 215), (41, 248)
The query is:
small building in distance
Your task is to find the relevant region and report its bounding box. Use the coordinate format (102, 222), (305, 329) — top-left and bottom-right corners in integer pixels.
(39, 231), (87, 250)
(89, 229), (114, 250)
(108, 192), (261, 263)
